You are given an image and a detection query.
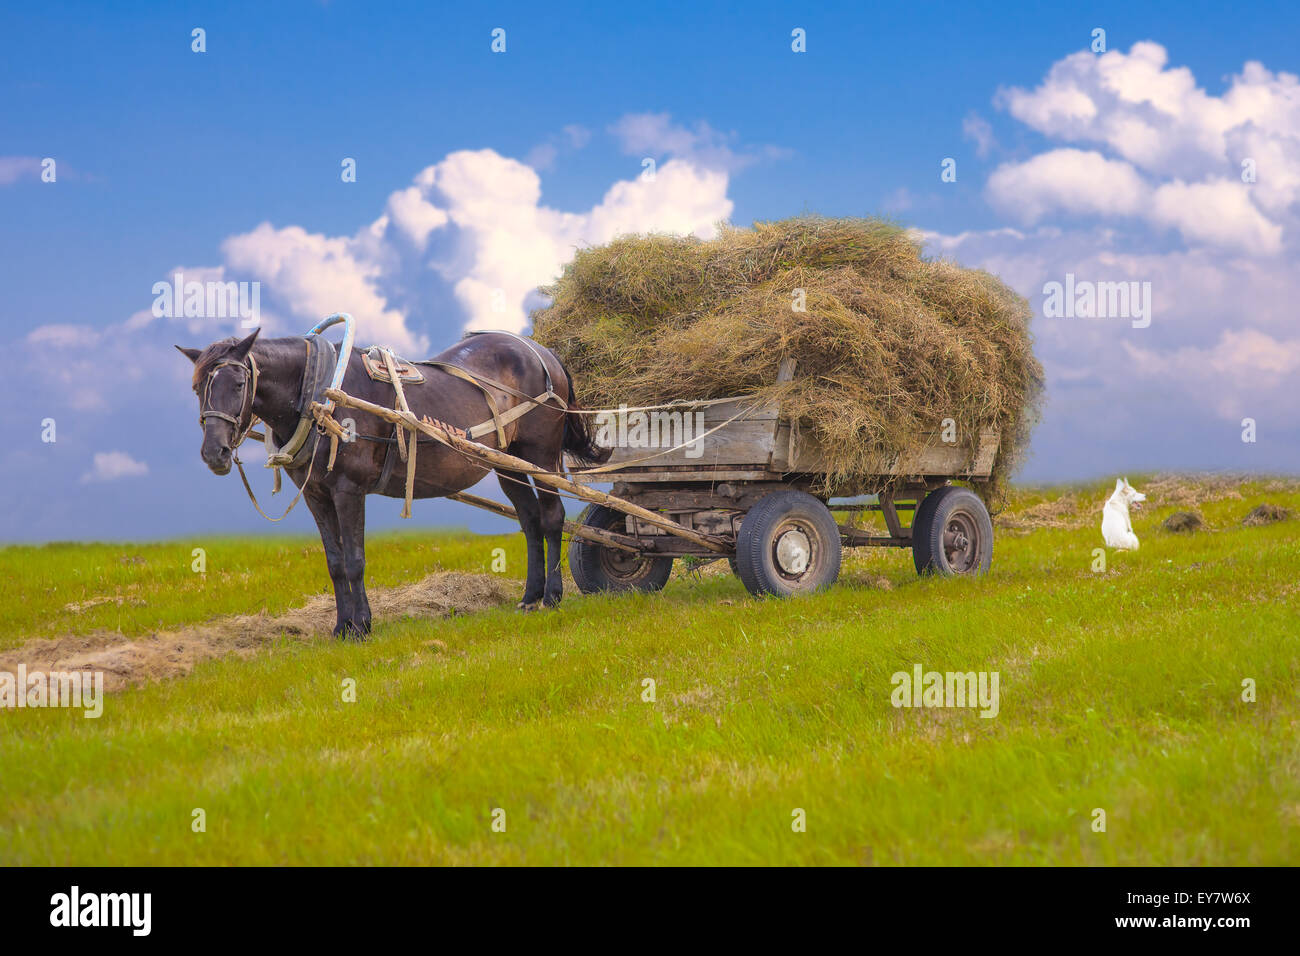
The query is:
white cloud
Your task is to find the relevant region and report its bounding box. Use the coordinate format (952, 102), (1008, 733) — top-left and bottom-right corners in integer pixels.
(987, 148), (1149, 223)
(998, 42), (1300, 177)
(415, 150), (732, 332)
(82, 451), (149, 483)
(10, 142), (737, 425)
(385, 186), (448, 249)
(1150, 178), (1282, 254)
(221, 222), (423, 353)
(992, 42), (1300, 255)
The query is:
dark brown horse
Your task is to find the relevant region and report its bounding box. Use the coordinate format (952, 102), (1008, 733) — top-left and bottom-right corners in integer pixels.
(178, 327), (608, 637)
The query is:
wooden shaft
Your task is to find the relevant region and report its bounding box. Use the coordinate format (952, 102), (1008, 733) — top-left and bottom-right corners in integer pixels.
(447, 491), (642, 554)
(323, 388), (729, 554)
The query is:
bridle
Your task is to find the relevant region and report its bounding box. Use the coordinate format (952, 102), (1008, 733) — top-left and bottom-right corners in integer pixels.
(198, 354), (260, 446)
(197, 348), (322, 523)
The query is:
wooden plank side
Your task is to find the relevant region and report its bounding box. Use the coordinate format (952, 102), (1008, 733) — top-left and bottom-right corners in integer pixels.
(572, 467), (779, 485)
(593, 396), (780, 469)
(790, 427), (1001, 477)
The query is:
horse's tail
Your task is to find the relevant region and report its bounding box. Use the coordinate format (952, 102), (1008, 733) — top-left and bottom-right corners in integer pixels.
(559, 363), (612, 466)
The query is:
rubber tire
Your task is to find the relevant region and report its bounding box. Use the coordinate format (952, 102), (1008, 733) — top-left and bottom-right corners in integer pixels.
(735, 490), (842, 598)
(569, 504), (674, 594)
(910, 486), (948, 574)
(912, 486), (993, 577)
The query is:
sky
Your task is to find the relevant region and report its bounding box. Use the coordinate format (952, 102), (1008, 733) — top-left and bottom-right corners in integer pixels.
(2, 0), (1298, 541)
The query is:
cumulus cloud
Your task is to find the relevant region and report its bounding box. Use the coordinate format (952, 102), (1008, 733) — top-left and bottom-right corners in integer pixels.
(987, 148), (1148, 222)
(414, 149), (731, 331)
(11, 139), (736, 432)
(1149, 178), (1283, 253)
(221, 222), (425, 354)
(990, 42), (1300, 255)
(81, 451), (149, 483)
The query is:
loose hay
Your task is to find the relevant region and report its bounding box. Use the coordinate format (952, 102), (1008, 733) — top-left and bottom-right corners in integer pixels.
(1243, 503), (1292, 526)
(533, 216), (1044, 499)
(1162, 511), (1205, 533)
(0, 572), (514, 693)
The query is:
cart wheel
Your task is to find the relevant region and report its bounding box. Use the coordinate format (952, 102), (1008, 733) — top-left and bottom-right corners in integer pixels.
(569, 505), (673, 594)
(912, 486), (993, 576)
(735, 490), (842, 597)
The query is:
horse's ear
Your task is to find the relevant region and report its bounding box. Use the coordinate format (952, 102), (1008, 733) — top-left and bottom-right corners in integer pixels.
(229, 327), (261, 360)
(176, 346), (202, 364)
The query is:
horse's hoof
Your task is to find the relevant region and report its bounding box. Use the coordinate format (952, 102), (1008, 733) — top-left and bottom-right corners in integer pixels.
(516, 600), (542, 612)
(334, 620), (370, 641)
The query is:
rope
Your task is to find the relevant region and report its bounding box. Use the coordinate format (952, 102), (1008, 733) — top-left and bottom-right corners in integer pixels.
(233, 431), (320, 522)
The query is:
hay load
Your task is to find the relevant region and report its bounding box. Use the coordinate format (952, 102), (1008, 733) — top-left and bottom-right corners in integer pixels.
(532, 216), (1044, 499)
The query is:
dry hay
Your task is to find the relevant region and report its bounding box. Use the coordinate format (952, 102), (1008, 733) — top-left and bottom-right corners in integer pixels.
(0, 572), (514, 693)
(995, 493), (1083, 534)
(533, 216), (1043, 500)
(1162, 511), (1205, 533)
(1243, 503), (1293, 526)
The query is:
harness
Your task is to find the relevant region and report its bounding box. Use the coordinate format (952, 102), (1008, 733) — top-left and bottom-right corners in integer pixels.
(361, 330), (568, 514)
(204, 316), (569, 523)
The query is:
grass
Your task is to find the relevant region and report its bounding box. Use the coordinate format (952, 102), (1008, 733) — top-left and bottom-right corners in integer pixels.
(1, 476), (1298, 865)
(0, 528), (515, 648)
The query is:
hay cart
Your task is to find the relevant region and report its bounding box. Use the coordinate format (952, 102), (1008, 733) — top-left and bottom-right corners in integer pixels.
(324, 361), (998, 600)
(561, 361), (999, 598)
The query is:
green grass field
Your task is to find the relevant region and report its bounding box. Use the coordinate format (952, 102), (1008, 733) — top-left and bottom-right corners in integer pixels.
(2, 476), (1297, 865)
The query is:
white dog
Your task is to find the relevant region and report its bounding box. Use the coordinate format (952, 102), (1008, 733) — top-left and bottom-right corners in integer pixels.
(1101, 477), (1146, 550)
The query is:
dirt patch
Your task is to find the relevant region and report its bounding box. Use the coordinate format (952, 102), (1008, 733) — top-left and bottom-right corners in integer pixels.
(1243, 503), (1293, 527)
(0, 572), (514, 693)
(1162, 511), (1205, 533)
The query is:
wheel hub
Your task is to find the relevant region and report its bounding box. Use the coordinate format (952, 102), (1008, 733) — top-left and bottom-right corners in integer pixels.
(775, 528), (811, 574)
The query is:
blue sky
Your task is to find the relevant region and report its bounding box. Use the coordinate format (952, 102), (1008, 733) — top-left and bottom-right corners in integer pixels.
(3, 0), (1299, 541)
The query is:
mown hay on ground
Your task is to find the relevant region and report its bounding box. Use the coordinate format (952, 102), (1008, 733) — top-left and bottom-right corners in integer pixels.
(1163, 511), (1205, 533)
(0, 572), (514, 692)
(1243, 503), (1292, 526)
(533, 216), (1043, 498)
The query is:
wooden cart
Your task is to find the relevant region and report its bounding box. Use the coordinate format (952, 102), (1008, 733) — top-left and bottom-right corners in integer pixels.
(563, 362), (999, 597)
(324, 372), (999, 600)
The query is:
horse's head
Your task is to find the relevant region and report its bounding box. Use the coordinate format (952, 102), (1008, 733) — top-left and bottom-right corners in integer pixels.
(177, 328), (261, 476)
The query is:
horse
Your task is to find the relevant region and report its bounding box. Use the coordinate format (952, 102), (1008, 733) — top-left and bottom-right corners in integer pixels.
(177, 327), (609, 637)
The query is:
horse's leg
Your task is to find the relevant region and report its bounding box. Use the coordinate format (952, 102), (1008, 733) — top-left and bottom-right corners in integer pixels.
(332, 489), (372, 637)
(497, 470), (545, 610)
(537, 485), (566, 607)
(305, 486), (353, 637)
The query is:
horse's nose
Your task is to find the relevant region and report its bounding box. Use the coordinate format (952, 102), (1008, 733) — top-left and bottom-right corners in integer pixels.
(203, 444), (232, 474)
